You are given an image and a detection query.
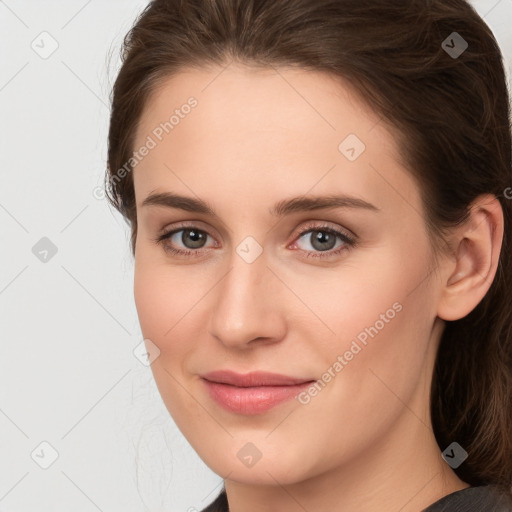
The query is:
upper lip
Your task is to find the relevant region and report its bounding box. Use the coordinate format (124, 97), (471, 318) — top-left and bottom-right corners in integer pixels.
(200, 370), (314, 387)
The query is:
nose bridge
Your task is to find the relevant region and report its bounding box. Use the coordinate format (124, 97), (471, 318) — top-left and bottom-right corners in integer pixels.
(208, 246), (285, 347)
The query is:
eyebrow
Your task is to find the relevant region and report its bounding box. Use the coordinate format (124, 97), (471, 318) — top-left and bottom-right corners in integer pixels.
(141, 191), (380, 216)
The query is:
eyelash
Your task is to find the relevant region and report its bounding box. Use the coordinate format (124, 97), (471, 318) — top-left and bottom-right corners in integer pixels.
(153, 221), (357, 260)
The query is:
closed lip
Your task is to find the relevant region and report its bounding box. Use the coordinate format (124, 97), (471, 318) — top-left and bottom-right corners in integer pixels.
(200, 370), (315, 387)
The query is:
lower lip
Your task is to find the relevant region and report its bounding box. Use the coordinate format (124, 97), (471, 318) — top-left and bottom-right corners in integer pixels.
(201, 379), (313, 415)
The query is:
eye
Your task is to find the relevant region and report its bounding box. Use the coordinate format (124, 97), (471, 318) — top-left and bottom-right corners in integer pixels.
(154, 225), (217, 256)
(290, 222), (356, 259)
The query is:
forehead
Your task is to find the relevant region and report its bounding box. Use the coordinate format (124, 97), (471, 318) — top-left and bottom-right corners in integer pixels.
(132, 64), (420, 217)
(136, 63), (384, 148)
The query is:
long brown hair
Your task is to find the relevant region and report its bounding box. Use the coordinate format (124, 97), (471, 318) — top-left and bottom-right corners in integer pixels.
(106, 0), (512, 498)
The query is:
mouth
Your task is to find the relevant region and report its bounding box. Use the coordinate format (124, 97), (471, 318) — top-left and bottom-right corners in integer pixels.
(200, 370), (316, 415)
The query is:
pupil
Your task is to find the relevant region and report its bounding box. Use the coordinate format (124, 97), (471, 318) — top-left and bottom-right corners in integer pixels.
(312, 231), (336, 251)
(183, 229), (206, 248)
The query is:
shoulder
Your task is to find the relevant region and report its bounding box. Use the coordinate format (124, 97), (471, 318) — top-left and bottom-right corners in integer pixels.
(423, 485), (512, 512)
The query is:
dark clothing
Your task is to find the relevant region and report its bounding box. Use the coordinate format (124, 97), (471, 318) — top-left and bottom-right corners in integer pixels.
(201, 489), (228, 512)
(201, 486), (512, 511)
(422, 485), (512, 511)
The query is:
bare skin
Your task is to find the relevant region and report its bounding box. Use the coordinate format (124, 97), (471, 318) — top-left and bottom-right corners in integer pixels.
(130, 62), (503, 511)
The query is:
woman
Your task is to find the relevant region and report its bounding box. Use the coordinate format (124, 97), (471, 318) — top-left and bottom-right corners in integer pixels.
(105, 0), (512, 510)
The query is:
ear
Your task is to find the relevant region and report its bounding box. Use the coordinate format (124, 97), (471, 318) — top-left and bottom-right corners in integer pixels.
(437, 194), (504, 321)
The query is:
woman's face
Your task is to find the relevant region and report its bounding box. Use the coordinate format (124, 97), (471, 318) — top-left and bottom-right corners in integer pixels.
(131, 64), (447, 488)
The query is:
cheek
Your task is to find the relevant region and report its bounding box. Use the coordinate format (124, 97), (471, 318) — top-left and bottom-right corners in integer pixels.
(298, 242), (435, 398)
(133, 255), (207, 415)
(283, 244), (430, 354)
(134, 260), (169, 342)
(133, 253), (196, 346)
(133, 251), (219, 373)
(337, 268), (435, 415)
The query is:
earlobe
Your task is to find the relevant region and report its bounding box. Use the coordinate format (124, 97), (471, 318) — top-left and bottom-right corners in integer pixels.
(437, 194), (504, 322)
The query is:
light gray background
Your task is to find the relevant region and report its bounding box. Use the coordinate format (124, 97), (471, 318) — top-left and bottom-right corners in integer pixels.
(0, 1), (511, 511)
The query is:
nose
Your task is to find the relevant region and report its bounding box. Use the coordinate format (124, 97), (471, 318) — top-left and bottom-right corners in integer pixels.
(208, 250), (287, 349)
